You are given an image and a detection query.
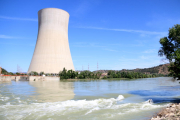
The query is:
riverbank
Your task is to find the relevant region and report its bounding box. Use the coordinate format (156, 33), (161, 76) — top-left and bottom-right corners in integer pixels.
(61, 78), (130, 81)
(151, 103), (180, 120)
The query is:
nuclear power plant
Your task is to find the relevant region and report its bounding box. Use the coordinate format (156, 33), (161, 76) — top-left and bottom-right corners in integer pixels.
(28, 8), (74, 74)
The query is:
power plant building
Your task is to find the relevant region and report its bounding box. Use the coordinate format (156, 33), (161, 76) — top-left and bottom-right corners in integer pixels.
(28, 8), (74, 73)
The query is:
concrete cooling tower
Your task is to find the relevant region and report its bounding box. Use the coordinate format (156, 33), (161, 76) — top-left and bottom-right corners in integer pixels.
(28, 8), (74, 74)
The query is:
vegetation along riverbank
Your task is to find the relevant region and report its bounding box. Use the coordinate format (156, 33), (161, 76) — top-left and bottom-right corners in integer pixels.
(59, 67), (166, 80)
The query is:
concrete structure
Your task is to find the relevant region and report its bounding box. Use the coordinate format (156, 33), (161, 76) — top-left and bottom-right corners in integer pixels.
(0, 75), (59, 81)
(0, 76), (11, 82)
(0, 67), (2, 74)
(28, 8), (74, 73)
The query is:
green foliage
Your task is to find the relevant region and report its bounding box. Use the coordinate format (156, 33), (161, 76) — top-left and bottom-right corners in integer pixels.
(9, 72), (14, 75)
(158, 24), (180, 79)
(16, 72), (20, 75)
(107, 71), (163, 79)
(59, 68), (101, 80)
(29, 71), (39, 76)
(40, 71), (44, 76)
(102, 76), (107, 79)
(59, 68), (78, 79)
(1, 68), (8, 74)
(168, 49), (180, 79)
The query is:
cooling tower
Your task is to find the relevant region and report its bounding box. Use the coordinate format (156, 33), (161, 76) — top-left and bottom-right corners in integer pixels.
(28, 8), (74, 74)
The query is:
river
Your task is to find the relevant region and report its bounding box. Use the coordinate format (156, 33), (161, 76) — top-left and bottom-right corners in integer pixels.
(0, 77), (180, 120)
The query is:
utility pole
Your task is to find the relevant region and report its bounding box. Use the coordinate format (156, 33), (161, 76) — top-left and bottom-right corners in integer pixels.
(88, 64), (89, 71)
(97, 62), (98, 71)
(17, 65), (20, 73)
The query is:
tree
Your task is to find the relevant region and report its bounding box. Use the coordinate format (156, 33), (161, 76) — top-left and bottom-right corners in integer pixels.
(16, 72), (20, 75)
(40, 71), (44, 76)
(158, 24), (180, 80)
(2, 68), (8, 74)
(30, 71), (38, 76)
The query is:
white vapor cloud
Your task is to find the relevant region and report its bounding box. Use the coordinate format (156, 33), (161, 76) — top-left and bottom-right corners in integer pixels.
(0, 35), (17, 39)
(78, 26), (167, 35)
(104, 48), (118, 52)
(0, 35), (13, 39)
(0, 16), (37, 22)
(143, 49), (156, 53)
(0, 35), (28, 39)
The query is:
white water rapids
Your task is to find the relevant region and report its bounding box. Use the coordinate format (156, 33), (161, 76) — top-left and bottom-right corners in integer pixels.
(0, 94), (167, 120)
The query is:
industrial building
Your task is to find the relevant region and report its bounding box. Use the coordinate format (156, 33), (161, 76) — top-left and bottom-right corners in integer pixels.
(28, 8), (74, 73)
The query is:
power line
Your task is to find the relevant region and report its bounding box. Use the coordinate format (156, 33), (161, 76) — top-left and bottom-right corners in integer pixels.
(88, 63), (89, 71)
(97, 62), (98, 71)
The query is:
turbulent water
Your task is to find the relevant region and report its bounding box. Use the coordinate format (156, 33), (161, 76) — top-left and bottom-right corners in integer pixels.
(0, 77), (180, 120)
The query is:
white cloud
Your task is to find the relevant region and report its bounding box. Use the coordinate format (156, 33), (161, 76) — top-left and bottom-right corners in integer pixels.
(0, 35), (15, 39)
(0, 16), (37, 22)
(71, 42), (105, 48)
(104, 48), (118, 52)
(0, 34), (28, 39)
(140, 55), (149, 59)
(73, 1), (90, 16)
(143, 49), (156, 53)
(77, 26), (167, 36)
(0, 42), (35, 46)
(119, 58), (138, 62)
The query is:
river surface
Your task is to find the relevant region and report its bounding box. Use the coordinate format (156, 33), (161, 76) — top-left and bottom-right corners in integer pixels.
(0, 77), (180, 120)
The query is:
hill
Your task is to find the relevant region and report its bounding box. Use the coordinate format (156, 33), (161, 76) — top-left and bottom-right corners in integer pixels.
(95, 64), (170, 75)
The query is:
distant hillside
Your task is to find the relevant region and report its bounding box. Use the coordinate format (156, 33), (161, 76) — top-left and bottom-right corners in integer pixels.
(122, 64), (170, 75)
(94, 64), (170, 75)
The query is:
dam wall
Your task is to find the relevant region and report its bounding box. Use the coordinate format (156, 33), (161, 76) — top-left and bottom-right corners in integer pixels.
(0, 76), (12, 82)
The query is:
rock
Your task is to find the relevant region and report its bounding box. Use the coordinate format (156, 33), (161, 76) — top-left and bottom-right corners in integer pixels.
(170, 108), (176, 112)
(151, 103), (180, 120)
(172, 104), (176, 108)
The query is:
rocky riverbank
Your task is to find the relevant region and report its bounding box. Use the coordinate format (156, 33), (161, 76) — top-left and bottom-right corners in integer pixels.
(151, 103), (180, 120)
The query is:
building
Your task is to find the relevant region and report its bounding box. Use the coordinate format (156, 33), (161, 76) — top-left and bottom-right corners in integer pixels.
(0, 67), (2, 74)
(28, 8), (74, 74)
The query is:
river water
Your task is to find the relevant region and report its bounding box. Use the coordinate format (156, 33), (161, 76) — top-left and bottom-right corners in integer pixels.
(0, 77), (180, 120)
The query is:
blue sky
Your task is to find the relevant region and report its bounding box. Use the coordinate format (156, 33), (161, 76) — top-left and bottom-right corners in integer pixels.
(0, 0), (180, 72)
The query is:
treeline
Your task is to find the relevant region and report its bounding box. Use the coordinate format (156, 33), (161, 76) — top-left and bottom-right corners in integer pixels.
(59, 68), (101, 79)
(105, 70), (165, 79)
(0, 68), (26, 75)
(1, 67), (166, 80)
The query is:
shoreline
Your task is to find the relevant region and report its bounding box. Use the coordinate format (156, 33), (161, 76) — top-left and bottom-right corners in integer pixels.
(151, 103), (180, 120)
(61, 78), (130, 81)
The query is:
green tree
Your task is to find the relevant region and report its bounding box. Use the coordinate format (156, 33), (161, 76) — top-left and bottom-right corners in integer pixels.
(158, 24), (180, 80)
(2, 68), (8, 74)
(16, 72), (20, 75)
(30, 71), (38, 76)
(9, 72), (14, 75)
(40, 72), (44, 76)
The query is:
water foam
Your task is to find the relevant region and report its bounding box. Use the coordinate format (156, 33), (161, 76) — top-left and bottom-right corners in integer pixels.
(0, 95), (167, 120)
(0, 97), (9, 101)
